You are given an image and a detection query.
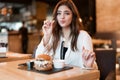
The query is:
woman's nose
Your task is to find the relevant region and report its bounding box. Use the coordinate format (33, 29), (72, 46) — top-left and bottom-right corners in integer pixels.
(60, 13), (65, 19)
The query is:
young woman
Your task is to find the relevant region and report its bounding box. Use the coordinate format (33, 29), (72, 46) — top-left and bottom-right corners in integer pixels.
(35, 0), (97, 69)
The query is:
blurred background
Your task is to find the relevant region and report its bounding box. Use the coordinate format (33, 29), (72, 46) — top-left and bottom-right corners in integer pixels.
(0, 0), (96, 35)
(0, 0), (96, 53)
(0, 0), (120, 54)
(0, 0), (120, 79)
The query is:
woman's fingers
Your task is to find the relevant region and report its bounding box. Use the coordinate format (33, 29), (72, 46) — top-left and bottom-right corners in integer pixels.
(85, 51), (91, 60)
(43, 20), (54, 29)
(82, 47), (95, 60)
(42, 20), (55, 35)
(82, 47), (96, 67)
(43, 20), (49, 28)
(82, 47), (89, 60)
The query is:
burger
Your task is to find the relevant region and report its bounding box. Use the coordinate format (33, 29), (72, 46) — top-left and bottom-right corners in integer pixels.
(34, 54), (53, 71)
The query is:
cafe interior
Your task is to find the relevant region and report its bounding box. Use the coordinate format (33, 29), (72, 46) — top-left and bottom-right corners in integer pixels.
(0, 0), (120, 80)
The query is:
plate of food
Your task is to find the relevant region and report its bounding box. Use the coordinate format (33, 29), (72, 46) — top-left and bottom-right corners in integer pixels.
(18, 54), (73, 74)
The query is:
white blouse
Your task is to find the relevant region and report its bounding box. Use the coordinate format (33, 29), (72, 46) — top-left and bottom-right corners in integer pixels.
(35, 30), (97, 68)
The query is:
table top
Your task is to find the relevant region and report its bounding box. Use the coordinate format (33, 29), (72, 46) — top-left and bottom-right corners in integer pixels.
(0, 59), (100, 80)
(0, 51), (32, 62)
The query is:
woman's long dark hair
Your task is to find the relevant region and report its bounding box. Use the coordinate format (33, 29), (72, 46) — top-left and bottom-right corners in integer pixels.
(52, 0), (83, 53)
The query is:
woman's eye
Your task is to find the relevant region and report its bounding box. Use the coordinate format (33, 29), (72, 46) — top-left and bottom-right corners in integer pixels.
(65, 13), (70, 15)
(57, 12), (61, 15)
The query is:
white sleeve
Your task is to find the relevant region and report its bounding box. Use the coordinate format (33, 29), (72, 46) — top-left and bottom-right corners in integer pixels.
(82, 32), (93, 51)
(82, 32), (98, 69)
(35, 37), (53, 58)
(78, 31), (98, 69)
(35, 39), (46, 58)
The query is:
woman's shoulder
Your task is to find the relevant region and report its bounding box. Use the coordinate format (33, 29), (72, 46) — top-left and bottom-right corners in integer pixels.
(78, 30), (92, 40)
(79, 30), (90, 36)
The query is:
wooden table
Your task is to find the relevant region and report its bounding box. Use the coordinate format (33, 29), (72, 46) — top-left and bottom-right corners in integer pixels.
(0, 59), (100, 80)
(0, 52), (32, 62)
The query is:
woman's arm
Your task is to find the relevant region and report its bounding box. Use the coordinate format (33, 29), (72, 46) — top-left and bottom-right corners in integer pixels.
(35, 20), (54, 58)
(35, 36), (53, 58)
(79, 31), (97, 69)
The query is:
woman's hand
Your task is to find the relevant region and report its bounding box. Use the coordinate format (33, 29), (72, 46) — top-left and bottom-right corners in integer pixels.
(82, 47), (96, 68)
(42, 20), (54, 46)
(42, 20), (54, 36)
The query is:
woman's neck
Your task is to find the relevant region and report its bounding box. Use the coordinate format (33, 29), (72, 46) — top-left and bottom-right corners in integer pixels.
(62, 27), (71, 41)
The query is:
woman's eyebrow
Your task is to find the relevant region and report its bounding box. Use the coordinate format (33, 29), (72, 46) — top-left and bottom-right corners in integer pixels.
(64, 10), (71, 13)
(57, 10), (61, 13)
(57, 10), (71, 13)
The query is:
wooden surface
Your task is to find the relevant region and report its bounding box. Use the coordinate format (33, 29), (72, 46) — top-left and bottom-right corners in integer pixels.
(0, 59), (100, 80)
(8, 32), (41, 54)
(0, 52), (32, 62)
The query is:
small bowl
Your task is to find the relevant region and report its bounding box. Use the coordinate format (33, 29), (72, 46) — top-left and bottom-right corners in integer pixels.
(53, 59), (65, 68)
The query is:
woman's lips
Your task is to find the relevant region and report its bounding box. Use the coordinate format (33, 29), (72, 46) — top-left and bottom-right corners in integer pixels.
(60, 20), (65, 24)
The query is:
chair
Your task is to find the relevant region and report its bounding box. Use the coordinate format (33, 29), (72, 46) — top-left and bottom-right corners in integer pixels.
(94, 49), (116, 80)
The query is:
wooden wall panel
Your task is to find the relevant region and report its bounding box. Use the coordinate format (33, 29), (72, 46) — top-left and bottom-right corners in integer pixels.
(96, 0), (120, 32)
(8, 33), (42, 54)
